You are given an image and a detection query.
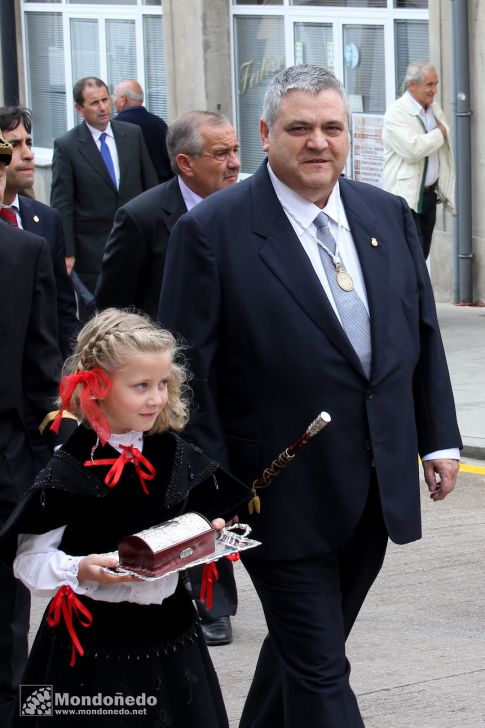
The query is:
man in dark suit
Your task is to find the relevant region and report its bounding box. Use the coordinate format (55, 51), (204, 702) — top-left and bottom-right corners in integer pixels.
(0, 105), (79, 359)
(96, 110), (240, 645)
(0, 131), (62, 725)
(51, 76), (157, 319)
(113, 79), (173, 184)
(96, 110), (240, 318)
(158, 66), (461, 727)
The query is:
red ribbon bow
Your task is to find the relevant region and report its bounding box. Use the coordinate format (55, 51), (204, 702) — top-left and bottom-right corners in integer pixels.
(47, 585), (93, 667)
(84, 445), (156, 494)
(200, 562), (220, 610)
(51, 369), (112, 445)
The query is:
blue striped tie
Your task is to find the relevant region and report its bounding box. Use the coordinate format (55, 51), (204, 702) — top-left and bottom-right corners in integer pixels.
(99, 132), (117, 187)
(314, 212), (372, 378)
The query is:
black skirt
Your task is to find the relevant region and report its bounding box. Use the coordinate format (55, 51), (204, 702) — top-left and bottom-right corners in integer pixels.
(12, 584), (228, 728)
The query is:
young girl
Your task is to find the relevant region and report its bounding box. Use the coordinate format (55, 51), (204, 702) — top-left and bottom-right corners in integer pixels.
(3, 308), (249, 727)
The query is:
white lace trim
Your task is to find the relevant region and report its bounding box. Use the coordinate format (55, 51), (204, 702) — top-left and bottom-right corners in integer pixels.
(108, 430), (144, 454)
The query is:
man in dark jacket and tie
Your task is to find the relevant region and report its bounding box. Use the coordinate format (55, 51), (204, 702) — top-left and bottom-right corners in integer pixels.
(158, 65), (461, 727)
(50, 76), (157, 319)
(0, 105), (79, 358)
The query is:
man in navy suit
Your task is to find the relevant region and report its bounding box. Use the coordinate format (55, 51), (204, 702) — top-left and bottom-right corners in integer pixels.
(159, 66), (461, 727)
(0, 106), (79, 359)
(97, 110), (241, 646)
(113, 79), (173, 184)
(51, 77), (157, 319)
(0, 130), (63, 725)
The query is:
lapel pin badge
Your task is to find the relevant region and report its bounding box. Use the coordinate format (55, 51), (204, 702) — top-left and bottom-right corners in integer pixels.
(371, 237), (378, 247)
(33, 215), (40, 223)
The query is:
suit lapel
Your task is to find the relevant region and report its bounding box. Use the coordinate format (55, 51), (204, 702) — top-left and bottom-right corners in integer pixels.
(17, 196), (39, 233)
(339, 179), (390, 380)
(162, 176), (188, 232)
(77, 122), (117, 191)
(112, 121), (130, 195)
(252, 165), (366, 373)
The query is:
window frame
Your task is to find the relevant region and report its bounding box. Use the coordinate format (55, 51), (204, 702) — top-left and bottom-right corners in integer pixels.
(20, 0), (164, 157)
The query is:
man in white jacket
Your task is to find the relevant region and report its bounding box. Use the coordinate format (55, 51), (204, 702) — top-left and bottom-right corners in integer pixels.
(382, 61), (455, 259)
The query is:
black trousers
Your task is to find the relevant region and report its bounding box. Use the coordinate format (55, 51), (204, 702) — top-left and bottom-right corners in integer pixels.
(239, 475), (388, 728)
(412, 188), (438, 260)
(0, 419), (36, 726)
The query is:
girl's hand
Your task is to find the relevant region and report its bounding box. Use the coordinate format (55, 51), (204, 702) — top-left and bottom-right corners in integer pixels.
(210, 515), (239, 533)
(211, 518), (226, 533)
(78, 553), (140, 584)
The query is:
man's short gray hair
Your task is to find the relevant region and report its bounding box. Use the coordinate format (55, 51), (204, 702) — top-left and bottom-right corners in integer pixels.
(262, 65), (350, 129)
(404, 61), (436, 90)
(166, 110), (230, 174)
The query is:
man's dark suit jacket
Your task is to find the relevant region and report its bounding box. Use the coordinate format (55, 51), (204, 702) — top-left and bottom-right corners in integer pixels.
(18, 195), (78, 358)
(51, 120), (158, 294)
(116, 106), (173, 184)
(0, 219), (62, 723)
(0, 219), (61, 518)
(159, 163), (462, 560)
(96, 176), (186, 317)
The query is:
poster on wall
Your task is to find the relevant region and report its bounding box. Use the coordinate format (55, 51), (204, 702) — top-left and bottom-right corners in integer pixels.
(351, 113), (384, 188)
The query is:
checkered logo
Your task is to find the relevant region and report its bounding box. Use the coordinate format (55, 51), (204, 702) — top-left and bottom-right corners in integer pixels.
(19, 685), (53, 716)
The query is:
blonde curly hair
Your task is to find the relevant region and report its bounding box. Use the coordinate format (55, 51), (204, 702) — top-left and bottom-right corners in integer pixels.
(63, 308), (190, 433)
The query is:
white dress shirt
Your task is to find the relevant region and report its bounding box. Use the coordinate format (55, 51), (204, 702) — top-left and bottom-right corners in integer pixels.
(178, 176), (204, 211)
(86, 121), (121, 190)
(266, 163), (459, 463)
(13, 430), (179, 605)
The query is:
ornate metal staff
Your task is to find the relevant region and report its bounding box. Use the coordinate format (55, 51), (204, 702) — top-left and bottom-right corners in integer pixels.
(248, 411), (331, 514)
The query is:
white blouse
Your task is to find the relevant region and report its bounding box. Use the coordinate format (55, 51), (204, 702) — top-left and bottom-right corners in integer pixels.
(13, 430), (179, 606)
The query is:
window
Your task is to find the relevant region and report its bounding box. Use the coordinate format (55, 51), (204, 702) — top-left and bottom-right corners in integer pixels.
(394, 20), (429, 95)
(22, 2), (166, 149)
(291, 1), (386, 7)
(233, 15), (285, 173)
(106, 20), (137, 89)
(343, 24), (385, 113)
(24, 13), (66, 148)
(294, 23), (334, 70)
(144, 15), (168, 120)
(394, 0), (427, 7)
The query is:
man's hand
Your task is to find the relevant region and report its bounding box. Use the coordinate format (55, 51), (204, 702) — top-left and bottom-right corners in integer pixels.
(422, 458), (459, 501)
(437, 122), (448, 141)
(65, 256), (75, 275)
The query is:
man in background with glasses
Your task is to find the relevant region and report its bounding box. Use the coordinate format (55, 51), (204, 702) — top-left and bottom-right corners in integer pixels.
(96, 110), (240, 647)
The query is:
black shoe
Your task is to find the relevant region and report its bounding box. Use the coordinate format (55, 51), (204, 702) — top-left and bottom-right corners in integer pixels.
(201, 616), (233, 646)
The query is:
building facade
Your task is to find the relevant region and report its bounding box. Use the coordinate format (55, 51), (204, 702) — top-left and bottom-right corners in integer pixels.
(2, 0), (483, 302)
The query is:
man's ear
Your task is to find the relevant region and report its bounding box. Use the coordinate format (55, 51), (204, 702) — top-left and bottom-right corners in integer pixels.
(260, 118), (270, 153)
(176, 153), (193, 177)
(75, 103), (84, 119)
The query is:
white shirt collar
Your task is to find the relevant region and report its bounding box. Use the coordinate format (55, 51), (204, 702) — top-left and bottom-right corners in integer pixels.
(405, 90), (431, 116)
(85, 121), (114, 141)
(178, 175), (204, 212)
(1, 193), (19, 211)
(267, 162), (350, 235)
(108, 430), (144, 453)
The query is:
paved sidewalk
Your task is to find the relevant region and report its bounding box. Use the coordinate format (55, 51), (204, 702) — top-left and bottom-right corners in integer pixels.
(212, 470), (485, 727)
(436, 302), (485, 458)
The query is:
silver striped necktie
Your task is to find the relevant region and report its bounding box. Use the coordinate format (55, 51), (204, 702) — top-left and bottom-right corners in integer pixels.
(314, 212), (372, 378)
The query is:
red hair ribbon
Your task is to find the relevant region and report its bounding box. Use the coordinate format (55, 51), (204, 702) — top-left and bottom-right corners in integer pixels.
(200, 562), (219, 610)
(84, 445), (156, 494)
(51, 369), (112, 445)
(47, 585), (93, 667)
